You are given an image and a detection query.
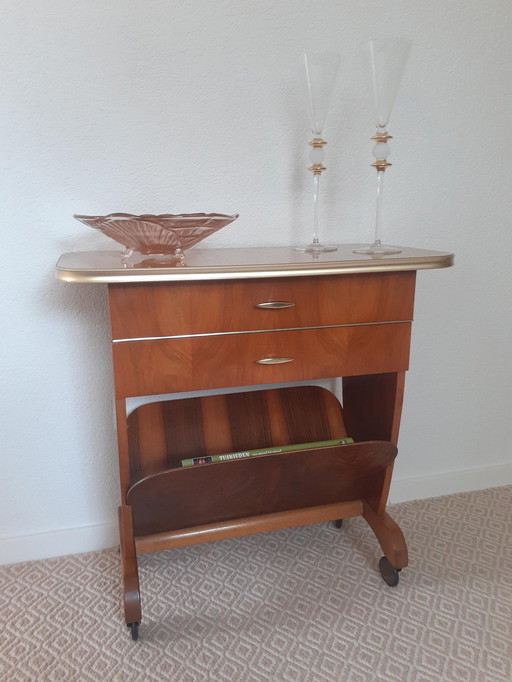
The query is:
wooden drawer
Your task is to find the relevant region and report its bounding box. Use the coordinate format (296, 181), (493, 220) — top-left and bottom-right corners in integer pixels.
(112, 322), (411, 397)
(108, 272), (416, 340)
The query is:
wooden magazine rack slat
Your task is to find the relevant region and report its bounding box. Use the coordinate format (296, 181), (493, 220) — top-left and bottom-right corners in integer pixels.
(127, 440), (397, 536)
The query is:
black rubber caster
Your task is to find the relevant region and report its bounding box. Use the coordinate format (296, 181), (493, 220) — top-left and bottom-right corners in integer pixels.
(128, 622), (139, 641)
(378, 556), (401, 587)
(334, 519), (343, 529)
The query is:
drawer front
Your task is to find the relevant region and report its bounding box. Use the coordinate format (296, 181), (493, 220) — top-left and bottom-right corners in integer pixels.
(108, 272), (416, 340)
(112, 323), (411, 398)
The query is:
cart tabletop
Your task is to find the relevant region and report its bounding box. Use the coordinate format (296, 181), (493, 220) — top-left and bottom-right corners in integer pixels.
(55, 245), (454, 284)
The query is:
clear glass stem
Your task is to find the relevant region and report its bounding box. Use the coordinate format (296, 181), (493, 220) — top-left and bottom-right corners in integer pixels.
(312, 173), (321, 245)
(373, 170), (384, 247)
(354, 166), (401, 256)
(295, 169), (336, 253)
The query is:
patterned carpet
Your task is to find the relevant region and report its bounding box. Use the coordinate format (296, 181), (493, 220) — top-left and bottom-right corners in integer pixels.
(1, 486), (511, 682)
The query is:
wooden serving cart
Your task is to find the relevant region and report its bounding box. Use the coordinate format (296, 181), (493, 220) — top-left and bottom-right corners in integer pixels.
(56, 245), (453, 640)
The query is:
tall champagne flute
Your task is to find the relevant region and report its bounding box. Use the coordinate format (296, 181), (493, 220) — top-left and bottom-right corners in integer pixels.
(354, 37), (411, 255)
(295, 52), (340, 253)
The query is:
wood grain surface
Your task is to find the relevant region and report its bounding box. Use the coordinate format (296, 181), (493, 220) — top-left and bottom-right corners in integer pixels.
(127, 385), (347, 484)
(113, 323), (411, 398)
(108, 272), (416, 339)
(127, 441), (397, 536)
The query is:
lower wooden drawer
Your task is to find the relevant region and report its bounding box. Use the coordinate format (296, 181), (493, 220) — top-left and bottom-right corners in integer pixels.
(112, 322), (411, 397)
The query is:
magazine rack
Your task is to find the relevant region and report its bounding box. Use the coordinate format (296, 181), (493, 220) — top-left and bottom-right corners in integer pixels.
(56, 245), (453, 640)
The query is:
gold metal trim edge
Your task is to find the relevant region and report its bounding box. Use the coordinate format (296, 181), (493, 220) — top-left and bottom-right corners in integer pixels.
(56, 253), (454, 284)
(111, 319), (413, 344)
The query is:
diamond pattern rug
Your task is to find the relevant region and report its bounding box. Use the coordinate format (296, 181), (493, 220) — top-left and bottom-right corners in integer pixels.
(1, 486), (511, 681)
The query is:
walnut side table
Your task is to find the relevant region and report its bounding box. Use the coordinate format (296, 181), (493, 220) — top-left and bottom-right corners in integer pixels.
(56, 244), (454, 640)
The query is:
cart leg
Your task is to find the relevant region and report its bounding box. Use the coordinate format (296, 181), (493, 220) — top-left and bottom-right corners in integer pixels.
(362, 500), (408, 571)
(118, 505), (141, 638)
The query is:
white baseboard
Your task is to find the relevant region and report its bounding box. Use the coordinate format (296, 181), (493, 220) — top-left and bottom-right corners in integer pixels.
(389, 462), (512, 504)
(0, 520), (118, 566)
(2, 463), (511, 566)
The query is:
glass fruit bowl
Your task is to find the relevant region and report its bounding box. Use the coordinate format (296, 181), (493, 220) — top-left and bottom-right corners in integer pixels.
(74, 212), (239, 265)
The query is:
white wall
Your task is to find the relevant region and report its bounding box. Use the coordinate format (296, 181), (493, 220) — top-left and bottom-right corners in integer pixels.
(1, 0), (511, 565)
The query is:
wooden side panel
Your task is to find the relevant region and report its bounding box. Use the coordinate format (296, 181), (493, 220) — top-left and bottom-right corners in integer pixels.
(118, 505), (141, 625)
(342, 372), (406, 444)
(342, 372), (406, 514)
(108, 272), (416, 339)
(112, 323), (411, 398)
(126, 385), (347, 483)
(126, 441), (398, 536)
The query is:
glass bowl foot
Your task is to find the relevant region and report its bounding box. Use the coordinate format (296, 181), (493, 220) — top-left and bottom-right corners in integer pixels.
(353, 243), (401, 256)
(121, 249), (186, 268)
(295, 242), (337, 253)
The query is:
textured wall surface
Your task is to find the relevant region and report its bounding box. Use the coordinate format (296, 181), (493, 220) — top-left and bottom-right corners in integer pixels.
(1, 0), (511, 561)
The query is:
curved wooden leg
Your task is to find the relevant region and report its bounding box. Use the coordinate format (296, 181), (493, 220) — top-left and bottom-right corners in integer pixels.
(362, 500), (408, 570)
(118, 505), (141, 632)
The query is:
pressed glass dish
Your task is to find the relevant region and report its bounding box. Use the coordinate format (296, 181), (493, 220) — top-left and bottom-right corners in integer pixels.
(74, 212), (239, 265)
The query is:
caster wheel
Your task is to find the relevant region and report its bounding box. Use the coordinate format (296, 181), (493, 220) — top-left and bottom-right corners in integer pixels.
(334, 519), (343, 529)
(379, 556), (401, 587)
(128, 622), (139, 641)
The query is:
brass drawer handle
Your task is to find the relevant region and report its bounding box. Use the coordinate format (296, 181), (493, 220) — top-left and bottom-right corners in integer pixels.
(256, 357), (294, 365)
(256, 301), (296, 309)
